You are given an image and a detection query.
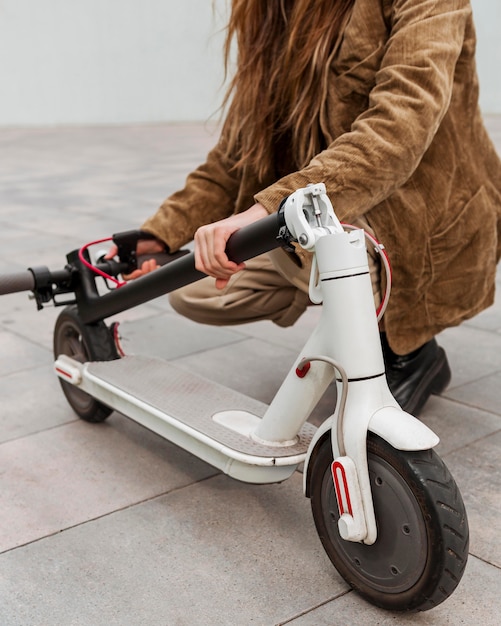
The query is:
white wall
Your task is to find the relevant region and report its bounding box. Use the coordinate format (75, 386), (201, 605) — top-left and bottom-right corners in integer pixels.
(0, 0), (499, 127)
(0, 0), (229, 125)
(471, 0), (501, 113)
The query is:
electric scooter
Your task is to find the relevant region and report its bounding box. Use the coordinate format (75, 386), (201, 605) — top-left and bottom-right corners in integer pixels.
(0, 183), (469, 612)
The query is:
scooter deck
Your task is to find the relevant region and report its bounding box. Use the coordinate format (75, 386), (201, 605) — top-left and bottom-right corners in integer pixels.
(56, 354), (317, 483)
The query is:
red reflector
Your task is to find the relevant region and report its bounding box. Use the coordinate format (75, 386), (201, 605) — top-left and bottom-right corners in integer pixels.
(55, 367), (73, 379)
(296, 361), (310, 378)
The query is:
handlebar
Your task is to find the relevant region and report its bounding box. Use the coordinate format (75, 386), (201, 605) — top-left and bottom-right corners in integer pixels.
(0, 270), (36, 295)
(78, 211), (287, 324)
(0, 261), (126, 297)
(0, 210), (289, 322)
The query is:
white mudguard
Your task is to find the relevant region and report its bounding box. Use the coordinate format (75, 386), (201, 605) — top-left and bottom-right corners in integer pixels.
(303, 407), (439, 497)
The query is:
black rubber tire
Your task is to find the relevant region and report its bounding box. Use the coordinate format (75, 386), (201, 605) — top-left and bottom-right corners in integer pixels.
(310, 432), (469, 611)
(53, 305), (118, 422)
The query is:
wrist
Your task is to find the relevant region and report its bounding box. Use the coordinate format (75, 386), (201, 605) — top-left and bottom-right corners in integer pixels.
(246, 203), (269, 220)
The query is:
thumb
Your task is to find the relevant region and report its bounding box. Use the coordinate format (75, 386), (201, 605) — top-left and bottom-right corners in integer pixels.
(105, 244), (118, 260)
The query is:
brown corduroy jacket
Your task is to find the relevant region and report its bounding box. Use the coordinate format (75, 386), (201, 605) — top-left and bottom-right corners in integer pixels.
(142, 0), (501, 354)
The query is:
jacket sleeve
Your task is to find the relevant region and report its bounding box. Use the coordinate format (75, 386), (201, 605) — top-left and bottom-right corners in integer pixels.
(255, 0), (471, 221)
(140, 129), (242, 252)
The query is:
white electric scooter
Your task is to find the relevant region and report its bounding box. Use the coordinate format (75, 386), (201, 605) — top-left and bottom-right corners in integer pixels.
(0, 184), (468, 612)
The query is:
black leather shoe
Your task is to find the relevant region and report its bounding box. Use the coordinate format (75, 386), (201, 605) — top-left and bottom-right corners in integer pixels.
(380, 333), (451, 415)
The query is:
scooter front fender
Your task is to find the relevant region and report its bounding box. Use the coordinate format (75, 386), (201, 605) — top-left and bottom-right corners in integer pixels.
(368, 406), (440, 451)
(303, 407), (439, 496)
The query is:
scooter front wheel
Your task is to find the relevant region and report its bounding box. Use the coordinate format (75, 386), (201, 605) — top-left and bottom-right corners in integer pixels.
(53, 305), (118, 422)
(310, 433), (468, 611)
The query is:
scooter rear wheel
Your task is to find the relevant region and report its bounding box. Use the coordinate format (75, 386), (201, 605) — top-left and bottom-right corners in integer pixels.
(310, 432), (469, 611)
(53, 305), (118, 422)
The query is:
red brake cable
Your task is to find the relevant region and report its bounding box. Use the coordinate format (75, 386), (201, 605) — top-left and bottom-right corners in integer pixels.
(78, 237), (127, 288)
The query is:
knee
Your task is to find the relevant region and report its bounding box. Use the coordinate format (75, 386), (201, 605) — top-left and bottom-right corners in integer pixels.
(168, 286), (194, 319)
(168, 282), (223, 324)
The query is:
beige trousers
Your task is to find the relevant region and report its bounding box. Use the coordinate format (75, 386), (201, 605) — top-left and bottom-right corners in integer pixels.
(169, 218), (381, 327)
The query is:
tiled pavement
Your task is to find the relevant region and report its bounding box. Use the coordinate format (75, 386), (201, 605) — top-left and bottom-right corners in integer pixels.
(1, 117), (501, 625)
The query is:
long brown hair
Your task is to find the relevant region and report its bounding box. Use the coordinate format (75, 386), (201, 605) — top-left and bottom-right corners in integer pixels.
(222, 0), (355, 179)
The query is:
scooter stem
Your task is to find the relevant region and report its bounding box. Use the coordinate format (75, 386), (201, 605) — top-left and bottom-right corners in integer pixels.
(257, 184), (392, 544)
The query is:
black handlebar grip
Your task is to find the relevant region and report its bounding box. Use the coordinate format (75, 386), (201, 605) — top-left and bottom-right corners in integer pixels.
(0, 270), (36, 295)
(225, 212), (285, 264)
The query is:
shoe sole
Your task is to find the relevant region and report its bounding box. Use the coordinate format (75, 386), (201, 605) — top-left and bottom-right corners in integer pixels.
(402, 347), (451, 416)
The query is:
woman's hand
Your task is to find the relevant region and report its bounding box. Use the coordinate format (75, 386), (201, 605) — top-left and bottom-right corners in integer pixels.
(105, 203), (269, 286)
(194, 203), (268, 289)
(105, 238), (165, 280)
